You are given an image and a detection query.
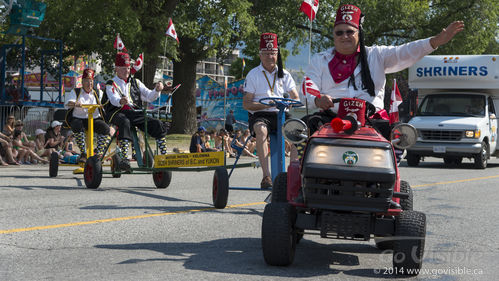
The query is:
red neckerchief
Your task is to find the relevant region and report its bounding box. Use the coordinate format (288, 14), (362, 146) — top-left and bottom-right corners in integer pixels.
(328, 50), (359, 83)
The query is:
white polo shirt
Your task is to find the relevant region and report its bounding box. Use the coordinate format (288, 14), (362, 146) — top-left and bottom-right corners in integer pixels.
(244, 64), (296, 114)
(106, 76), (160, 108)
(64, 88), (103, 119)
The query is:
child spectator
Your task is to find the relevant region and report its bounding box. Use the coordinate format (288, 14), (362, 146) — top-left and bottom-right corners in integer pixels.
(34, 129), (51, 160)
(45, 121), (65, 156)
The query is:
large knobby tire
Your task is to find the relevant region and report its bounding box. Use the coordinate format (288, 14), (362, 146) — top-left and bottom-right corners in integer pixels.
(473, 142), (488, 169)
(212, 167), (229, 209)
(49, 151), (59, 177)
(375, 181), (413, 251)
(406, 152), (420, 167)
(84, 156), (103, 189)
(399, 180), (413, 211)
(272, 172), (288, 203)
(262, 202), (297, 266)
(392, 210), (426, 275)
(110, 153), (121, 178)
(153, 170), (172, 189)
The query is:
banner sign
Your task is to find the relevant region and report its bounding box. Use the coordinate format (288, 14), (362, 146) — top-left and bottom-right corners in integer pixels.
(154, 151), (224, 168)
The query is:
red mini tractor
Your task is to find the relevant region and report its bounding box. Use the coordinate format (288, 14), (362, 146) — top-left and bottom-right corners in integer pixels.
(261, 98), (425, 276)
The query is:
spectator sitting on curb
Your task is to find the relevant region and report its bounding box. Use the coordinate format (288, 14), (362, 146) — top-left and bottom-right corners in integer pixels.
(3, 115), (15, 136)
(45, 121), (65, 157)
(0, 130), (19, 165)
(12, 129), (48, 164)
(34, 128), (51, 160)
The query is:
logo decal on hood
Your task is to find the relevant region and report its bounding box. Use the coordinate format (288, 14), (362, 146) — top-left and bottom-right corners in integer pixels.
(343, 151), (359, 165)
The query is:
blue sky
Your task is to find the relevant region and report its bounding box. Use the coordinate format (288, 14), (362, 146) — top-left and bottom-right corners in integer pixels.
(285, 43), (311, 71)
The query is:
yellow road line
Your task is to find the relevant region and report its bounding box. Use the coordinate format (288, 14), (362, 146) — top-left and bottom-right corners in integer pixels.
(412, 174), (499, 188)
(3, 175), (496, 235)
(0, 202), (265, 235)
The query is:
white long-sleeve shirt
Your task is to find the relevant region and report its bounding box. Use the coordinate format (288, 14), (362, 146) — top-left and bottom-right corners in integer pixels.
(64, 88), (103, 119)
(106, 76), (160, 107)
(305, 38), (436, 111)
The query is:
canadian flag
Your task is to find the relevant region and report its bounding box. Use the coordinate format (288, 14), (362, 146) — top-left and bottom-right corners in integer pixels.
(131, 53), (144, 75)
(301, 76), (321, 98)
(389, 79), (403, 124)
(113, 34), (127, 52)
(165, 18), (179, 43)
(300, 0), (319, 21)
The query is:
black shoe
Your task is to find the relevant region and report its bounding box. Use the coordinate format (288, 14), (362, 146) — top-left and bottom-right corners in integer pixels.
(119, 158), (132, 173)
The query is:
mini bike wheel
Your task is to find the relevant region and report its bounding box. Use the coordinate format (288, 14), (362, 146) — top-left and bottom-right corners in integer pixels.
(152, 170), (172, 189)
(212, 167), (229, 209)
(49, 151), (59, 177)
(110, 153), (121, 178)
(84, 156), (103, 189)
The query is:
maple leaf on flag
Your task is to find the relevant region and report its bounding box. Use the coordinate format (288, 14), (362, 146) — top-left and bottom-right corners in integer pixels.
(300, 0), (319, 21)
(389, 79), (403, 124)
(165, 18), (179, 43)
(301, 76), (321, 97)
(131, 53), (144, 75)
(113, 34), (128, 52)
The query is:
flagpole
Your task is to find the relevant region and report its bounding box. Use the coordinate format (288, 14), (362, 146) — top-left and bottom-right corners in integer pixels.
(304, 18), (312, 133)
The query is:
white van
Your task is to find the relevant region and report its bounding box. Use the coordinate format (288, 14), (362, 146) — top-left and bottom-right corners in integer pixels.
(406, 55), (499, 169)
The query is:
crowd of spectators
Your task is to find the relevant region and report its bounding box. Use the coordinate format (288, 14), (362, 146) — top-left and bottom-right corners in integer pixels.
(0, 115), (62, 166)
(189, 126), (292, 160)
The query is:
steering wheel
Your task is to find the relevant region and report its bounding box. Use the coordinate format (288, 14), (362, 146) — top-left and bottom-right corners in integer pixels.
(259, 97), (303, 109)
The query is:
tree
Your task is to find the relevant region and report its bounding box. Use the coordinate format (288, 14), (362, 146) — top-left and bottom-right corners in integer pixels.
(167, 0), (257, 133)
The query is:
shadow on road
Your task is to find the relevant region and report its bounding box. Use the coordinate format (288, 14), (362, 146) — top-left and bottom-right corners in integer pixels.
(95, 238), (398, 278)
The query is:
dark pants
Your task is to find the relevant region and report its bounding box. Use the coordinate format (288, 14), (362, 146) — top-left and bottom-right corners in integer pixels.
(70, 117), (110, 135)
(111, 110), (167, 141)
(225, 123), (234, 133)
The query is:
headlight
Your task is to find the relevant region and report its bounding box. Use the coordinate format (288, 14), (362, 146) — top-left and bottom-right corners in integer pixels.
(465, 130), (480, 138)
(306, 145), (394, 170)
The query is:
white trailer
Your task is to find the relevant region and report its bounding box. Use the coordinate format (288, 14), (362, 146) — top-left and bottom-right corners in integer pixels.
(407, 55), (499, 168)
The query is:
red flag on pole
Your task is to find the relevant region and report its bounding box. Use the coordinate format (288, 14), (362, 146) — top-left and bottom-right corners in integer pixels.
(131, 53), (144, 75)
(389, 79), (403, 124)
(113, 34), (127, 52)
(165, 18), (179, 43)
(300, 0), (319, 21)
(301, 76), (321, 97)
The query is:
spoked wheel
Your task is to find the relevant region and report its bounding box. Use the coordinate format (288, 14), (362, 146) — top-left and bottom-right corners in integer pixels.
(212, 167), (229, 209)
(392, 210), (426, 275)
(262, 202), (297, 266)
(49, 151), (59, 177)
(152, 170), (172, 189)
(84, 156), (103, 189)
(110, 153), (121, 178)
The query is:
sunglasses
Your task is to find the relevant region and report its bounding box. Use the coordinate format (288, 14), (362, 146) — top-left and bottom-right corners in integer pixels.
(335, 30), (357, 37)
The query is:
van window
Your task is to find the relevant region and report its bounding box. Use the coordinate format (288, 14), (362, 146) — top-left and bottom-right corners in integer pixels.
(417, 94), (485, 117)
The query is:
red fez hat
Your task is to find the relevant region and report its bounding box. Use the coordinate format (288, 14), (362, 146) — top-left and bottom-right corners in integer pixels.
(260, 33), (278, 51)
(115, 52), (130, 67)
(334, 4), (362, 29)
(82, 69), (95, 79)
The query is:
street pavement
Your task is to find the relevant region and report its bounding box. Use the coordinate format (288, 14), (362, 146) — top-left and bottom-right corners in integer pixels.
(1, 156), (498, 280)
